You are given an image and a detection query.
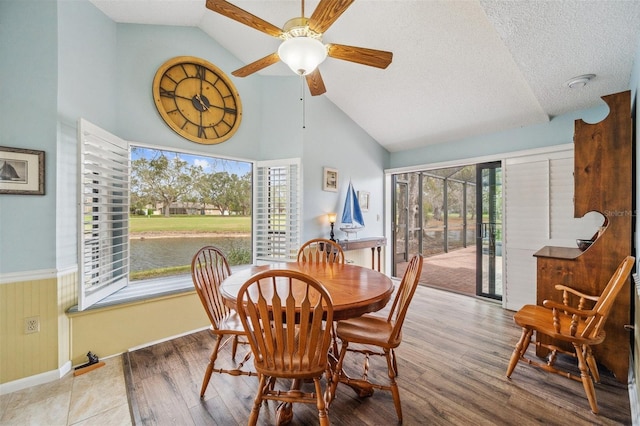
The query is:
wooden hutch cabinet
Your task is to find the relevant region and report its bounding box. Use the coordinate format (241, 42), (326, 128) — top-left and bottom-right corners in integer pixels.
(533, 91), (632, 382)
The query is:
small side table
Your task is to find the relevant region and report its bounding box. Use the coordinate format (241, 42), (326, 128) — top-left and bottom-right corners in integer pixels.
(337, 237), (387, 272)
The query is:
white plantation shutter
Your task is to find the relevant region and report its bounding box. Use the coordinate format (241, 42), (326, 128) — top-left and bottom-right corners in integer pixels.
(78, 119), (130, 310)
(254, 158), (301, 262)
(503, 148), (603, 310)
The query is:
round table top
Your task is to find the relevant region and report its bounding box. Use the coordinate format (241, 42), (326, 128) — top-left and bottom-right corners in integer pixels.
(220, 262), (394, 321)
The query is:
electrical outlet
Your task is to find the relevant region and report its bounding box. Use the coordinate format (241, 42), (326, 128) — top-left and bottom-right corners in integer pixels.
(25, 316), (40, 334)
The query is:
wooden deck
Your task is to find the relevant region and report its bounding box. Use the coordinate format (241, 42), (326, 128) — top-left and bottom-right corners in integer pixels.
(123, 284), (631, 425)
(396, 246), (477, 296)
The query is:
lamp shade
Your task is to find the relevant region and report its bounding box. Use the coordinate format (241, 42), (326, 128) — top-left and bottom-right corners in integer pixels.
(327, 213), (337, 223)
(278, 37), (327, 75)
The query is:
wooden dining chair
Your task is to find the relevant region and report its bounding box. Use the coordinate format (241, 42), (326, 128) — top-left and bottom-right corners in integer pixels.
(297, 238), (345, 264)
(298, 238), (345, 356)
(329, 254), (423, 422)
(235, 269), (334, 426)
(506, 255), (635, 414)
(191, 246), (254, 398)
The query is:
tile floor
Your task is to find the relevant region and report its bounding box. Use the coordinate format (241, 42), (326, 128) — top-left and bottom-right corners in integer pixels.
(0, 356), (131, 425)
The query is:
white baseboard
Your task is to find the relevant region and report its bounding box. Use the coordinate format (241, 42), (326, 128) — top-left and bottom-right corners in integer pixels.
(0, 361), (72, 395)
(630, 353), (639, 426)
(630, 380), (639, 426)
(0, 326), (210, 396)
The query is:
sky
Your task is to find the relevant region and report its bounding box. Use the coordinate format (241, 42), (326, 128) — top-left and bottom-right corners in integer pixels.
(131, 145), (252, 176)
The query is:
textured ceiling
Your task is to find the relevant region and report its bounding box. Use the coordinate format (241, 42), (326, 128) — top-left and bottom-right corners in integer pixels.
(89, 0), (640, 152)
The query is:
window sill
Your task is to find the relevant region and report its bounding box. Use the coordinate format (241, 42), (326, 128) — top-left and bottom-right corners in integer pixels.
(67, 264), (253, 314)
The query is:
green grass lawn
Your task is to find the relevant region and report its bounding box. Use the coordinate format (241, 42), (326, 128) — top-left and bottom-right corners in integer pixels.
(130, 215), (251, 233)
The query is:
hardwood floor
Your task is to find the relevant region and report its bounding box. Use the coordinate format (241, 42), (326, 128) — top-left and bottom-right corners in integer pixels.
(123, 285), (631, 425)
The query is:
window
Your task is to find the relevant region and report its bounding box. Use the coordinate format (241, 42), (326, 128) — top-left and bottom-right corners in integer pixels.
(128, 146), (252, 280)
(254, 159), (301, 262)
(78, 119), (255, 311)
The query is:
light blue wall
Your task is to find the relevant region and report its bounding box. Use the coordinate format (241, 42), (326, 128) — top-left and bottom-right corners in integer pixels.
(0, 0), (58, 272)
(55, 0), (119, 270)
(58, 0), (118, 129)
(258, 77), (304, 160)
(389, 105), (611, 170)
(301, 93), (389, 240)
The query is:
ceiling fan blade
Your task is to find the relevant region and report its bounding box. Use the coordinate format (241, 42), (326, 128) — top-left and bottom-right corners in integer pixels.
(327, 44), (393, 69)
(306, 69), (327, 96)
(308, 0), (355, 34)
(205, 0), (283, 38)
(232, 53), (280, 77)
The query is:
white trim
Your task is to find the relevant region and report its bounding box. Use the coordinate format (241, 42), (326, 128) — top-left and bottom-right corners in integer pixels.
(0, 361), (72, 395)
(130, 140), (255, 167)
(0, 267), (78, 285)
(0, 326), (218, 396)
(630, 376), (639, 425)
(385, 143), (573, 175)
(253, 157), (299, 168)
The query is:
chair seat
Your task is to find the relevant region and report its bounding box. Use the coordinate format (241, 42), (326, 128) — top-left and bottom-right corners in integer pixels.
(213, 311), (246, 335)
(513, 304), (605, 346)
(336, 314), (399, 348)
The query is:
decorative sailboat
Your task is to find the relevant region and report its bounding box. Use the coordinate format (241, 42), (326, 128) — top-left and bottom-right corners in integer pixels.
(339, 181), (365, 240)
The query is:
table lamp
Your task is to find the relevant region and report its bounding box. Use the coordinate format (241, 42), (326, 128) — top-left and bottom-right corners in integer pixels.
(327, 213), (337, 241)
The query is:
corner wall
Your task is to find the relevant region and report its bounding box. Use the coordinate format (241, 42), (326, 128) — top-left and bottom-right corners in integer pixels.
(0, 275), (60, 384)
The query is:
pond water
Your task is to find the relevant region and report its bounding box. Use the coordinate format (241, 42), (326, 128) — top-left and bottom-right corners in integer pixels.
(130, 236), (251, 272)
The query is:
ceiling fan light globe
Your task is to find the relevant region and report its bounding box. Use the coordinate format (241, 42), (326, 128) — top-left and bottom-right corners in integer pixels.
(278, 37), (327, 76)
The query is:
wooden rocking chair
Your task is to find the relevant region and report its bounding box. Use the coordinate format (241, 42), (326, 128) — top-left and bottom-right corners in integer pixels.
(506, 255), (635, 414)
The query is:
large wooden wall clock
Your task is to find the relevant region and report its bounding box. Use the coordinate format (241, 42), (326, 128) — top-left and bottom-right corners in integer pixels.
(152, 56), (242, 144)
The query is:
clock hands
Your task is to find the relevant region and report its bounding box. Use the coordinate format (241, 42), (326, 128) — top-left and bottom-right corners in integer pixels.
(191, 93), (210, 112)
(195, 94), (209, 111)
(189, 93), (237, 115)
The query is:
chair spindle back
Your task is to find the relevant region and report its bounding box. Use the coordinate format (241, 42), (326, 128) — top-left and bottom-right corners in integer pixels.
(191, 246), (232, 330)
(236, 269), (334, 376)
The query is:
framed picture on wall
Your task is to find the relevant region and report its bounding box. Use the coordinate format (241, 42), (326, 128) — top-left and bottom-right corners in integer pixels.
(323, 167), (338, 192)
(0, 146), (45, 195)
(358, 191), (370, 212)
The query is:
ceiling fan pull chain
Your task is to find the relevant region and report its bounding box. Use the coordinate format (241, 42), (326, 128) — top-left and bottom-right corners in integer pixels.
(301, 74), (306, 129)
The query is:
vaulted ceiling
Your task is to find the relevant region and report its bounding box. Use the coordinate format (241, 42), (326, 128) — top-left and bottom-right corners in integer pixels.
(90, 0), (640, 152)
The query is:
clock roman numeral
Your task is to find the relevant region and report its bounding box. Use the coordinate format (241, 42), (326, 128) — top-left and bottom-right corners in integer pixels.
(179, 64), (190, 78)
(195, 65), (206, 80)
(160, 88), (176, 98)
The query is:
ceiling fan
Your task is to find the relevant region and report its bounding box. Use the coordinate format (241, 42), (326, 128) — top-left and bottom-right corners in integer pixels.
(205, 0), (393, 96)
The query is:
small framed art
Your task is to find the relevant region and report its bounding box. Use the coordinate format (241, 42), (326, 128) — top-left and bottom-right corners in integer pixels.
(323, 167), (338, 192)
(358, 191), (370, 212)
(0, 146), (45, 195)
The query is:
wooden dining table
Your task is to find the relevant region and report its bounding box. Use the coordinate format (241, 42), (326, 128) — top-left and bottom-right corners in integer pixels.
(219, 261), (394, 424)
(219, 261), (394, 321)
